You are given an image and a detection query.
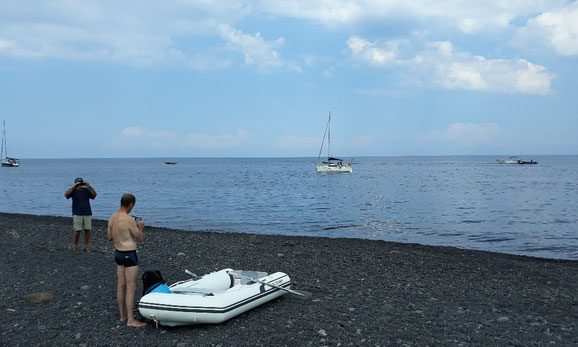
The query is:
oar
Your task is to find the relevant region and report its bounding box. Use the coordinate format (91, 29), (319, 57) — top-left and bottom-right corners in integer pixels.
(229, 272), (312, 300)
(184, 269), (200, 280)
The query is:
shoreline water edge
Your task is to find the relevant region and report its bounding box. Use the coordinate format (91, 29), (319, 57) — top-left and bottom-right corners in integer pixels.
(1, 212), (577, 346)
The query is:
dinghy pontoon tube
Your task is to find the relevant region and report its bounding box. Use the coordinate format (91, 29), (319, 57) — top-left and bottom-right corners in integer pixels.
(138, 268), (290, 326)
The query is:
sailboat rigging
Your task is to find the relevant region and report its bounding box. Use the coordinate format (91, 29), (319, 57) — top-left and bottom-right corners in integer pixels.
(316, 111), (352, 173)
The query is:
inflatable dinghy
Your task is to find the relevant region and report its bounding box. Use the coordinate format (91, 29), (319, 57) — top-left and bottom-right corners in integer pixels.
(138, 268), (291, 326)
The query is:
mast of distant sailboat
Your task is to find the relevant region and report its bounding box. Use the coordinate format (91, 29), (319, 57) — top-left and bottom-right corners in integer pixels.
(1, 120), (7, 160)
(317, 111), (333, 163)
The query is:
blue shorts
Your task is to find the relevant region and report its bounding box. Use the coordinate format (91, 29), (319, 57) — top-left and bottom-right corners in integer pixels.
(114, 250), (138, 268)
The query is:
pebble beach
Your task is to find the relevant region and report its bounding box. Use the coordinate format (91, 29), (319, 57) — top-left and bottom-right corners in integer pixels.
(1, 212), (577, 346)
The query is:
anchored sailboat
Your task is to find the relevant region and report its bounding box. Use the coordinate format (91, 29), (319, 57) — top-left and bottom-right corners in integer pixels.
(316, 111), (352, 173)
(1, 120), (20, 167)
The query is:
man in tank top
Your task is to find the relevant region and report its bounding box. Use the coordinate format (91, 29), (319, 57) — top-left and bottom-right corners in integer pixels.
(107, 193), (146, 328)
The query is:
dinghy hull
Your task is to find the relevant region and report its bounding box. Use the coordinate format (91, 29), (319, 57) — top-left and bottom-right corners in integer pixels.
(139, 269), (290, 326)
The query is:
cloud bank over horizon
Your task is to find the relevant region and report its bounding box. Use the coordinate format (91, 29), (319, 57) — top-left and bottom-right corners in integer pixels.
(2, 1), (577, 157)
(1, 1), (575, 94)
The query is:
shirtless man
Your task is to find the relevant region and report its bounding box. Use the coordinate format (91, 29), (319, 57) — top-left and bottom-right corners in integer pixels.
(106, 193), (147, 328)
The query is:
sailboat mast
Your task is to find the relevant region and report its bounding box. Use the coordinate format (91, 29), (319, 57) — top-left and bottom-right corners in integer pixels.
(1, 120), (6, 159)
(327, 111), (331, 159)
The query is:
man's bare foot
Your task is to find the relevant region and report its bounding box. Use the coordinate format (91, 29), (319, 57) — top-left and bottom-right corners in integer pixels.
(119, 317), (127, 322)
(84, 247), (92, 253)
(71, 246), (77, 252)
(127, 320), (147, 328)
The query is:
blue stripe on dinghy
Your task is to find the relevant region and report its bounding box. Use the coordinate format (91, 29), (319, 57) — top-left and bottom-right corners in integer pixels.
(139, 281), (290, 314)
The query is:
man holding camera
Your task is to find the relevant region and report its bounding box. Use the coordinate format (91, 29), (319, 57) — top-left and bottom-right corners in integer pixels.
(65, 177), (97, 252)
(107, 193), (147, 328)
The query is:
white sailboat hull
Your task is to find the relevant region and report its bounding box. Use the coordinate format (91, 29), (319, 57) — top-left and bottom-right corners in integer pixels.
(316, 164), (352, 173)
(139, 268), (289, 326)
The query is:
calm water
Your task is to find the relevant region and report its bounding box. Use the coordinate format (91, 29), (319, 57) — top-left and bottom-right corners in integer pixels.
(1, 156), (577, 260)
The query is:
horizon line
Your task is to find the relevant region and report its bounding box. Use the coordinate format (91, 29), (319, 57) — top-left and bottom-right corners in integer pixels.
(10, 154), (578, 160)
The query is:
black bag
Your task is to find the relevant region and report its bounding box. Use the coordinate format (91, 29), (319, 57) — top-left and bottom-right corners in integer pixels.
(142, 270), (166, 296)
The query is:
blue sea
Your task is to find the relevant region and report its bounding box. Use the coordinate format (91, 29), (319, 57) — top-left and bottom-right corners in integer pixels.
(1, 156), (577, 260)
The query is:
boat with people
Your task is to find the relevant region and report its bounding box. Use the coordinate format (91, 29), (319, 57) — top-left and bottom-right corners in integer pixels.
(139, 268), (309, 326)
(1, 120), (20, 167)
(316, 111), (352, 173)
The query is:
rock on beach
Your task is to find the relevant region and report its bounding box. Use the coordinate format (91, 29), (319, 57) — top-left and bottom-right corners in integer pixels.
(1, 212), (577, 346)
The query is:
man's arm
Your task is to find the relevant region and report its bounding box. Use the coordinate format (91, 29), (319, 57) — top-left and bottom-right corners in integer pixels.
(64, 183), (78, 198)
(129, 221), (145, 242)
(85, 182), (97, 198)
(107, 218), (113, 241)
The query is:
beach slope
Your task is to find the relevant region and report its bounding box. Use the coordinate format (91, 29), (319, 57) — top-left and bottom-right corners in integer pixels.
(1, 213), (577, 346)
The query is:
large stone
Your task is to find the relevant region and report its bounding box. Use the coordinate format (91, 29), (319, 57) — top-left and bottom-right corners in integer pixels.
(248, 235), (261, 244)
(25, 292), (54, 303)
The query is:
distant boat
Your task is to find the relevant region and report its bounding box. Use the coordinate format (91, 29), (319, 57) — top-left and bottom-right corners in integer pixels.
(497, 156), (537, 165)
(165, 161), (177, 165)
(497, 159), (518, 164)
(497, 156), (518, 164)
(315, 111), (352, 173)
(1, 120), (20, 168)
(517, 160), (537, 165)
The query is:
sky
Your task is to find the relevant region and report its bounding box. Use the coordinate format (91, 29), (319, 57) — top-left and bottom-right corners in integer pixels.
(1, 0), (577, 158)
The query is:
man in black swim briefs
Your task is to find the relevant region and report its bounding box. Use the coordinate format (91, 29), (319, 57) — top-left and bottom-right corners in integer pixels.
(107, 193), (147, 328)
(114, 249), (139, 267)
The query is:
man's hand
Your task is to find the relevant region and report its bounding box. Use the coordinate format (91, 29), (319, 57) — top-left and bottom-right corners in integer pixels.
(138, 221), (145, 231)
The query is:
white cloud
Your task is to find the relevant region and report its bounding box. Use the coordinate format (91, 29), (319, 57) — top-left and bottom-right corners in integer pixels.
(0, 0), (573, 71)
(0, 0), (249, 68)
(258, 0), (557, 33)
(515, 2), (578, 56)
(257, 0), (365, 27)
(347, 36), (398, 66)
(348, 37), (554, 95)
(218, 24), (283, 67)
(108, 126), (250, 151)
(424, 42), (554, 95)
(420, 123), (500, 146)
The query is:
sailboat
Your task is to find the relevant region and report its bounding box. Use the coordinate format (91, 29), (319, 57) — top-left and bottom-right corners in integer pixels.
(316, 111), (352, 173)
(1, 120), (20, 167)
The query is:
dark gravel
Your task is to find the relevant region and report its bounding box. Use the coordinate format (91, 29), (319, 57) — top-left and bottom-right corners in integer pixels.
(1, 212), (577, 346)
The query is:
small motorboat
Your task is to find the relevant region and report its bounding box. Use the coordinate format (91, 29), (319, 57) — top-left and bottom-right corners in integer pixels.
(517, 160), (537, 165)
(139, 268), (297, 326)
(164, 161), (177, 165)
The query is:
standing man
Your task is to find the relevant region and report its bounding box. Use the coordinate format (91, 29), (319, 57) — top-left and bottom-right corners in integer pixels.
(107, 193), (147, 328)
(64, 177), (97, 252)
